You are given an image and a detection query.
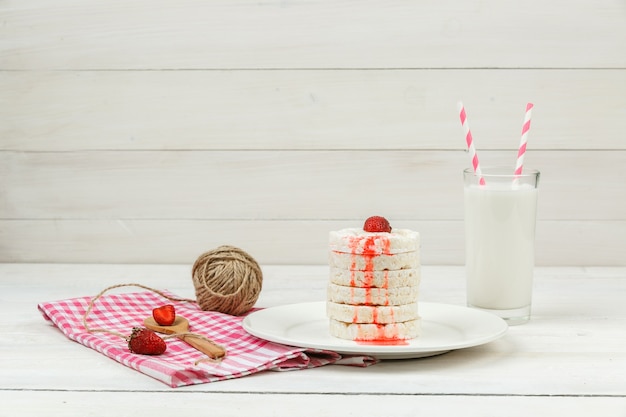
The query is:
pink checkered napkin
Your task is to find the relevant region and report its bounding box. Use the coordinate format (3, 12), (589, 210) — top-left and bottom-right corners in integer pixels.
(38, 290), (377, 387)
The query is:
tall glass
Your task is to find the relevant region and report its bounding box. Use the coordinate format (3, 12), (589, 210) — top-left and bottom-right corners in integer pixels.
(464, 167), (540, 325)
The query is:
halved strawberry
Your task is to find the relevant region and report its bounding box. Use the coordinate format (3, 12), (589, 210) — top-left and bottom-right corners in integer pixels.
(128, 327), (166, 355)
(363, 216), (392, 233)
(152, 304), (176, 326)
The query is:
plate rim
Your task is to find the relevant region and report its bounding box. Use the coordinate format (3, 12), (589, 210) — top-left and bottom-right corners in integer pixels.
(242, 301), (508, 358)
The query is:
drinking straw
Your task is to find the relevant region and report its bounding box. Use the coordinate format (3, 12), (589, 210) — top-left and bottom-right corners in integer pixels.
(457, 101), (485, 185)
(514, 103), (534, 176)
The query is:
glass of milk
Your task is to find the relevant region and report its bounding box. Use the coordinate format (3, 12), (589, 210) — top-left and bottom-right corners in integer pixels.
(464, 166), (540, 325)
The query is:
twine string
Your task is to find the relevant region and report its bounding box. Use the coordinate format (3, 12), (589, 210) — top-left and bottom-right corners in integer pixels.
(192, 245), (263, 315)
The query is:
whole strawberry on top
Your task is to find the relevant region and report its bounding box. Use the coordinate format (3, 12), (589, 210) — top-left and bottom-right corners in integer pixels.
(128, 327), (167, 355)
(363, 215), (392, 233)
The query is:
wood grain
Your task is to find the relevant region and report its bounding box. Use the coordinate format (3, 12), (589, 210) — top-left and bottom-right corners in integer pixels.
(2, 0), (625, 69)
(1, 70), (624, 151)
(1, 219), (624, 265)
(1, 0), (625, 265)
(2, 264), (626, 403)
(1, 150), (624, 220)
(2, 148), (625, 264)
(5, 391), (626, 417)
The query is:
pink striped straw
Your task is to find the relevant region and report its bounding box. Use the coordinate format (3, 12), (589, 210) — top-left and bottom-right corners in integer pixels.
(457, 101), (485, 185)
(514, 103), (534, 176)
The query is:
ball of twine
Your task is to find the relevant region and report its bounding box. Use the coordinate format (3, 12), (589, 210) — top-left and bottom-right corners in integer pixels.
(191, 245), (263, 316)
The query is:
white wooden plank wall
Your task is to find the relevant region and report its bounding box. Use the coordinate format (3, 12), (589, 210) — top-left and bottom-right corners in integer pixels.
(1, 0), (625, 265)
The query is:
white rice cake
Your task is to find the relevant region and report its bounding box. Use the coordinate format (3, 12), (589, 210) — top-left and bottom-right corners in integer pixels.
(329, 318), (421, 341)
(329, 250), (418, 271)
(327, 301), (419, 324)
(327, 283), (418, 306)
(329, 228), (420, 255)
(329, 267), (420, 288)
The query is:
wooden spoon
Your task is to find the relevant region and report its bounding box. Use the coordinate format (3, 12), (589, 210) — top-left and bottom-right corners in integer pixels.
(143, 316), (226, 360)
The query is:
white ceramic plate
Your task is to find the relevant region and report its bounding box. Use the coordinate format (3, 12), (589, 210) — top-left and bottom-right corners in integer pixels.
(243, 301), (508, 359)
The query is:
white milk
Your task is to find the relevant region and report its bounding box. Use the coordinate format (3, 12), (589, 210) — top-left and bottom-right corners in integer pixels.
(464, 183), (538, 311)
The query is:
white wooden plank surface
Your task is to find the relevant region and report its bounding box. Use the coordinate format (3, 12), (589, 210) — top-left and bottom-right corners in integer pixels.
(2, 0), (625, 69)
(2, 150), (624, 220)
(2, 0), (626, 413)
(2, 149), (624, 264)
(1, 263), (625, 416)
(2, 0), (625, 266)
(0, 220), (624, 266)
(4, 391), (626, 417)
(1, 70), (624, 151)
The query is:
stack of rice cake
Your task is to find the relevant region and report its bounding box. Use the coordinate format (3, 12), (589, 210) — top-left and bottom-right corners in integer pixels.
(327, 227), (421, 341)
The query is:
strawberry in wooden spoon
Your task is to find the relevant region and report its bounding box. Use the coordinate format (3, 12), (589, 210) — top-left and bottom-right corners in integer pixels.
(143, 315), (226, 360)
(152, 304), (176, 326)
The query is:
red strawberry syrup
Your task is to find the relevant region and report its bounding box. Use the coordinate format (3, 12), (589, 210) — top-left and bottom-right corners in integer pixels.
(344, 232), (405, 341)
(356, 339), (409, 346)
